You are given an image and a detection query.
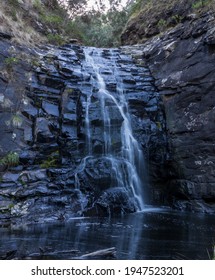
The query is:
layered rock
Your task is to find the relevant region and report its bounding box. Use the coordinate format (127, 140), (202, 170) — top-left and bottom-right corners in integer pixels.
(122, 11), (215, 213)
(0, 39), (166, 225)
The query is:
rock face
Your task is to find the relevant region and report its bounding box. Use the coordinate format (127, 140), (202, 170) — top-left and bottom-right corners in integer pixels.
(122, 11), (215, 213)
(0, 38), (166, 225)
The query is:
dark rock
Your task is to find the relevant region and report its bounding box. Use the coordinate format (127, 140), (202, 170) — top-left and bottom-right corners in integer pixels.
(0, 32), (12, 40)
(35, 118), (55, 143)
(122, 12), (215, 212)
(22, 106), (38, 120)
(42, 101), (59, 117)
(95, 187), (137, 215)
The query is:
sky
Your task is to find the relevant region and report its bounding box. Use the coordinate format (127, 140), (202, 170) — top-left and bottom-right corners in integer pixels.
(86, 0), (130, 10)
(65, 0), (131, 13)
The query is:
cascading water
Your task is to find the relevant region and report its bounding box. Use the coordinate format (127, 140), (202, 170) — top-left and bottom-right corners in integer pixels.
(74, 47), (146, 212)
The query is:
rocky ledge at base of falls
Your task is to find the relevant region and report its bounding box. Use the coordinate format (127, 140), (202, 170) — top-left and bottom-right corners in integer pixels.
(121, 11), (215, 214)
(0, 38), (167, 225)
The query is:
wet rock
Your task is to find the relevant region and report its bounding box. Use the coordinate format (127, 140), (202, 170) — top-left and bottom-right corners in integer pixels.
(19, 170), (47, 183)
(42, 101), (59, 117)
(19, 151), (37, 165)
(84, 188), (137, 217)
(11, 200), (34, 217)
(122, 12), (215, 212)
(0, 41), (168, 224)
(35, 118), (55, 143)
(22, 106), (38, 120)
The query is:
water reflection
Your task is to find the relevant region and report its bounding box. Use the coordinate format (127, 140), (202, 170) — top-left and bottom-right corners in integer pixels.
(0, 210), (214, 259)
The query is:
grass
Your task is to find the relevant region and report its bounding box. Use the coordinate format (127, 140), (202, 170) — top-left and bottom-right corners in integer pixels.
(0, 0), (66, 46)
(0, 3), (47, 46)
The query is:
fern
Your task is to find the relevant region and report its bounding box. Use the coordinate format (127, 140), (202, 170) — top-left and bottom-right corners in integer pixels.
(0, 152), (19, 168)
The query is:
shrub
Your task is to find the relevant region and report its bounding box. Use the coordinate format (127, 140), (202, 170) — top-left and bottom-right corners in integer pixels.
(192, 0), (211, 9)
(47, 33), (65, 45)
(40, 157), (57, 168)
(4, 57), (19, 66)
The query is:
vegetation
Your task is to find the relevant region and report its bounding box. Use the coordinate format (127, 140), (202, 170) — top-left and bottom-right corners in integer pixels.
(71, 8), (131, 47)
(40, 151), (59, 169)
(11, 113), (23, 128)
(1, 0), (215, 47)
(192, 0), (211, 9)
(0, 152), (19, 169)
(40, 158), (57, 169)
(121, 0), (215, 43)
(4, 57), (19, 72)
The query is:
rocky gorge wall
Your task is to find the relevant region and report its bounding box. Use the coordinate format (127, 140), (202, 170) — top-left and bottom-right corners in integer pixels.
(121, 11), (215, 213)
(0, 34), (167, 225)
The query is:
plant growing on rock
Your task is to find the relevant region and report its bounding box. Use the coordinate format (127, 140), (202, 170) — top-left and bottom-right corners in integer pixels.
(40, 158), (57, 169)
(0, 152), (19, 169)
(4, 57), (19, 71)
(192, 0), (210, 9)
(47, 33), (65, 45)
(11, 113), (23, 128)
(157, 19), (167, 31)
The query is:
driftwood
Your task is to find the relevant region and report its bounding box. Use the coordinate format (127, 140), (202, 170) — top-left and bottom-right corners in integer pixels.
(1, 247), (117, 260)
(78, 247), (117, 260)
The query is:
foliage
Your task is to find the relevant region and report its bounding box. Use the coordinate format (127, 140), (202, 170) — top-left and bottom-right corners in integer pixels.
(40, 155), (58, 169)
(192, 0), (210, 9)
(171, 14), (183, 24)
(71, 4), (133, 47)
(3, 57), (19, 74)
(7, 0), (19, 7)
(47, 33), (65, 45)
(11, 114), (23, 128)
(0, 152), (19, 169)
(157, 19), (167, 28)
(4, 57), (19, 66)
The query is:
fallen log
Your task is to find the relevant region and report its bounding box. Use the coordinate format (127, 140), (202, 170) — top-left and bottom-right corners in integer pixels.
(78, 247), (117, 260)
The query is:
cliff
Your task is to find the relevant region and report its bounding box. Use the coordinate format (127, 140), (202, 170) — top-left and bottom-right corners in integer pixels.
(121, 0), (215, 212)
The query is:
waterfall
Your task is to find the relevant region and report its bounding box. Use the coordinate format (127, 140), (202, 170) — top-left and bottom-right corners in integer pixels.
(74, 47), (146, 212)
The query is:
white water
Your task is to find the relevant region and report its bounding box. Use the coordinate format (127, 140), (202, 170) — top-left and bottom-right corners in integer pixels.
(81, 47), (145, 211)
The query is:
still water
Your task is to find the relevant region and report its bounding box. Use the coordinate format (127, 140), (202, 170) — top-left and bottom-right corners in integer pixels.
(0, 209), (214, 260)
